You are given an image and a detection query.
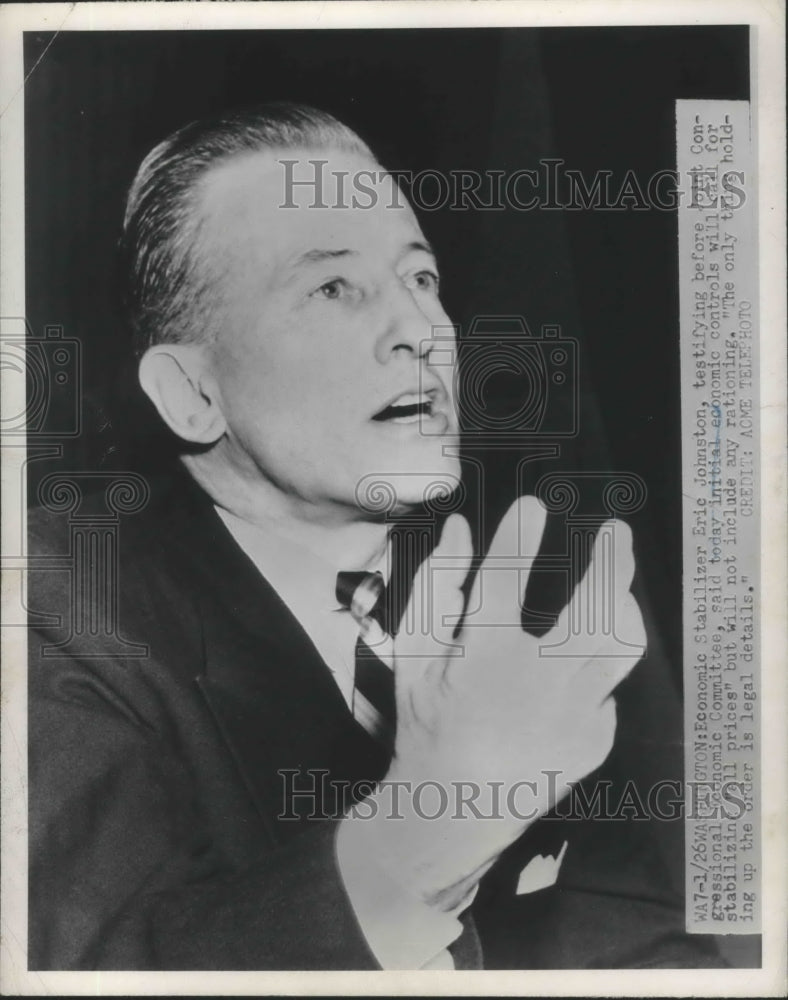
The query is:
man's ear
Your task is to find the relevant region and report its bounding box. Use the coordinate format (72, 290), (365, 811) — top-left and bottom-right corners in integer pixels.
(138, 344), (227, 445)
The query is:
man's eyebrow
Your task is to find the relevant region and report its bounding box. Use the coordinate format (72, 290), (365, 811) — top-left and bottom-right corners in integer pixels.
(289, 240), (437, 270)
(291, 248), (358, 267)
(403, 239), (437, 260)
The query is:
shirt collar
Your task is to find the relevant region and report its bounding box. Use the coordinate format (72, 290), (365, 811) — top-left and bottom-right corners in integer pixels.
(215, 507), (395, 703)
(214, 506), (391, 615)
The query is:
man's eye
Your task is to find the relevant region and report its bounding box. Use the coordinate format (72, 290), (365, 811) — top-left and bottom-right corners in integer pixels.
(314, 279), (345, 300)
(407, 270), (440, 294)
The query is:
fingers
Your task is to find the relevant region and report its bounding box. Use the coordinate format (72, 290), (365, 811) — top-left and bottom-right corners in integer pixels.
(394, 513), (473, 663)
(487, 494), (548, 570)
(565, 651), (646, 712)
(548, 519), (646, 699)
(467, 495), (548, 626)
(590, 696), (618, 770)
(555, 518), (636, 643)
(433, 514), (474, 639)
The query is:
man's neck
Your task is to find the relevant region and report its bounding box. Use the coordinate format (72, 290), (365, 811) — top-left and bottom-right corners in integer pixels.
(182, 452), (389, 571)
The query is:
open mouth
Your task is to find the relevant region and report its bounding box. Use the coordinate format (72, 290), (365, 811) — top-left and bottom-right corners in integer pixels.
(371, 392), (435, 424)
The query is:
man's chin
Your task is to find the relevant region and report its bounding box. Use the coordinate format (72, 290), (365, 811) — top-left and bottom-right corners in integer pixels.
(352, 454), (463, 518)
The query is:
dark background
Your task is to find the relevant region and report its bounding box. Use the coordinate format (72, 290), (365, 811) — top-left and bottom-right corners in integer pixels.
(23, 25), (756, 964)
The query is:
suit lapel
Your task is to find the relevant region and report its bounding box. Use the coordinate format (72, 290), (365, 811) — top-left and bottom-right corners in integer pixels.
(156, 472), (391, 846)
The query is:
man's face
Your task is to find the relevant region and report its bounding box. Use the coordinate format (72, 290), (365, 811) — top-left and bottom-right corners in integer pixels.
(198, 147), (459, 519)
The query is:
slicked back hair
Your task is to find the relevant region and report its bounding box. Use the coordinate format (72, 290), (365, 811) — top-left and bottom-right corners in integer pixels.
(120, 103), (376, 356)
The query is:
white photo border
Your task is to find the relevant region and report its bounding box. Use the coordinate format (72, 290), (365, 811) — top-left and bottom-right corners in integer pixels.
(1, 2), (785, 996)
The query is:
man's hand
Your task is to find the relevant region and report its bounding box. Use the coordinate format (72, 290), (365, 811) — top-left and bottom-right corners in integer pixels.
(348, 495), (647, 909)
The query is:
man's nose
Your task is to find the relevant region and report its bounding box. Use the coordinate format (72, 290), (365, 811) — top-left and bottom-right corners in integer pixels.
(374, 285), (447, 365)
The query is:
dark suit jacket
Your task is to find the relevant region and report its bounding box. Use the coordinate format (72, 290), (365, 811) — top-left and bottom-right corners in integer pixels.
(27, 471), (723, 970)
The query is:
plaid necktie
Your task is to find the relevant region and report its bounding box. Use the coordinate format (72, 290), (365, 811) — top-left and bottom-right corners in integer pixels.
(335, 570), (396, 750)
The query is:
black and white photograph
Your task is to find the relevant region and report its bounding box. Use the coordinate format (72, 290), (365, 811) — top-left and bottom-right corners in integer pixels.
(1, 1), (785, 994)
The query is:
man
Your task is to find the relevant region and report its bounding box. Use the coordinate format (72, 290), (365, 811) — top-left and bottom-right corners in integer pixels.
(28, 103), (722, 970)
